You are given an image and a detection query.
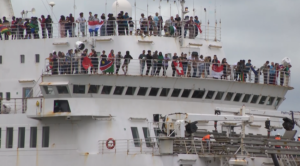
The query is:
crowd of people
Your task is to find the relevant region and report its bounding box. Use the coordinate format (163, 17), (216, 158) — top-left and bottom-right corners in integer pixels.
(0, 11), (202, 40)
(46, 49), (291, 86)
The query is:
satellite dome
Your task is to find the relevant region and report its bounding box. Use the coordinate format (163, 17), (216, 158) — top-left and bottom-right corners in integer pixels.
(112, 0), (132, 17)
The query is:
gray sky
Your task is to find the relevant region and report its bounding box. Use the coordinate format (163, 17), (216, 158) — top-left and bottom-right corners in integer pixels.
(11, 0), (300, 112)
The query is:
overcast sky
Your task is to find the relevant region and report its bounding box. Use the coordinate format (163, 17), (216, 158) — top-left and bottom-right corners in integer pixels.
(11, 0), (300, 112)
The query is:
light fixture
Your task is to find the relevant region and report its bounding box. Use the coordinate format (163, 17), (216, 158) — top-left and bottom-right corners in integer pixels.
(209, 44), (222, 48)
(129, 117), (148, 121)
(52, 42), (68, 45)
(189, 43), (203, 47)
(138, 40), (153, 43)
(95, 38), (112, 41)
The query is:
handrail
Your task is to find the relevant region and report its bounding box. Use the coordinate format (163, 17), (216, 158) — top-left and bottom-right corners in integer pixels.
(0, 20), (221, 41)
(43, 57), (292, 87)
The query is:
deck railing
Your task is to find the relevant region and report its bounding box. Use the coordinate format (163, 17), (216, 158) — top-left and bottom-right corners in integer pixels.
(43, 57), (291, 87)
(0, 98), (29, 114)
(0, 20), (220, 41)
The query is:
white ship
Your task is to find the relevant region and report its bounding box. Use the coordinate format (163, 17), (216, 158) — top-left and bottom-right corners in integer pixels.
(0, 0), (299, 166)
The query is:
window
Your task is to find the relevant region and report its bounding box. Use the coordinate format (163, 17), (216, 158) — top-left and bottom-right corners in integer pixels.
(160, 88), (170, 97)
(251, 95), (259, 104)
(192, 90), (205, 99)
(149, 88), (159, 96)
(233, 93), (243, 102)
(88, 85), (100, 93)
(6, 92), (10, 100)
(0, 55), (2, 64)
(274, 97), (281, 107)
(114, 86), (124, 95)
(6, 127), (13, 148)
(42, 127), (50, 148)
(142, 127), (151, 147)
(242, 94), (251, 103)
(73, 85), (85, 94)
(225, 92), (234, 101)
(20, 55), (25, 63)
(259, 96), (267, 105)
(101, 86), (112, 94)
(171, 89), (181, 97)
(215, 92), (224, 100)
(54, 100), (71, 113)
(56, 86), (69, 94)
(267, 97), (275, 105)
(125, 87), (136, 95)
(137, 87), (148, 96)
(35, 54), (40, 63)
(18, 127), (25, 148)
(43, 86), (55, 95)
(205, 91), (215, 99)
(181, 89), (191, 98)
(30, 127), (37, 148)
(131, 127), (140, 147)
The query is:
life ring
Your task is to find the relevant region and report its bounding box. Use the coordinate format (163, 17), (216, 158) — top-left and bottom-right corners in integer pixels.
(106, 138), (115, 149)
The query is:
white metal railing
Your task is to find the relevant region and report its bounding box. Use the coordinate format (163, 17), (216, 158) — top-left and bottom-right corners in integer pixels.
(98, 139), (158, 155)
(0, 20), (220, 41)
(0, 98), (30, 114)
(43, 57), (292, 87)
(98, 138), (214, 155)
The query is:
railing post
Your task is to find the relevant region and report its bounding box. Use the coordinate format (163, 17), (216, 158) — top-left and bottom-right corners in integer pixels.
(127, 140), (129, 155)
(58, 58), (60, 75)
(267, 70), (270, 84)
(140, 139), (142, 153)
(14, 99), (16, 114)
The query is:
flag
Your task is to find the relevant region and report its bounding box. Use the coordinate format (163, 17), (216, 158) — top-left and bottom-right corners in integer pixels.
(196, 24), (202, 33)
(88, 21), (104, 33)
(28, 23), (38, 33)
(100, 59), (114, 73)
(82, 56), (93, 70)
(211, 60), (223, 79)
(169, 26), (176, 35)
(0, 24), (11, 35)
(173, 61), (184, 75)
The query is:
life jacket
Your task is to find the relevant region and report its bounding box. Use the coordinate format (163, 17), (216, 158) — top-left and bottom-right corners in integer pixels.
(202, 134), (210, 141)
(298, 137), (300, 141)
(275, 136), (281, 147)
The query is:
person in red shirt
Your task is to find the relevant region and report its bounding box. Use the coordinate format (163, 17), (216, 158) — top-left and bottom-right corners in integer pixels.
(275, 133), (281, 148)
(298, 135), (300, 142)
(202, 134), (213, 148)
(39, 15), (46, 38)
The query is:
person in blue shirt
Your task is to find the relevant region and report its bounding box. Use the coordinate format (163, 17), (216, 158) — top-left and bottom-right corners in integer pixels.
(194, 16), (200, 37)
(245, 59), (252, 81)
(123, 12), (129, 35)
(269, 62), (276, 84)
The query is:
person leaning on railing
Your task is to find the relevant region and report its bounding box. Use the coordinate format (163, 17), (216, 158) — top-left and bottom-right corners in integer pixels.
(172, 53), (179, 77)
(2, 16), (9, 40)
(122, 51), (133, 75)
(76, 12), (87, 37)
(45, 15), (53, 38)
(11, 16), (17, 40)
(152, 51), (158, 75)
(260, 61), (269, 84)
(145, 50), (153, 76)
(138, 50), (146, 75)
(163, 54), (170, 76)
(115, 51), (124, 75)
(198, 55), (205, 78)
(156, 52), (164, 76)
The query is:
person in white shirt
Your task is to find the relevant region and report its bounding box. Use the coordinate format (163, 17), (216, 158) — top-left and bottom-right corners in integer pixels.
(139, 13), (147, 35)
(76, 12), (86, 37)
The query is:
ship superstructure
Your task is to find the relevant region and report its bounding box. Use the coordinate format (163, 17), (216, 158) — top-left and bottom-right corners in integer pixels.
(0, 0), (299, 166)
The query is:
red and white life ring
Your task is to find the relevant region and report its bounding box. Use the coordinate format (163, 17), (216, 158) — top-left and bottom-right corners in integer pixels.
(106, 138), (116, 149)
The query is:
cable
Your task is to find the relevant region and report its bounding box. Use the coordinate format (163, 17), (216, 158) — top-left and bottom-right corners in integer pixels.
(44, 0), (58, 22)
